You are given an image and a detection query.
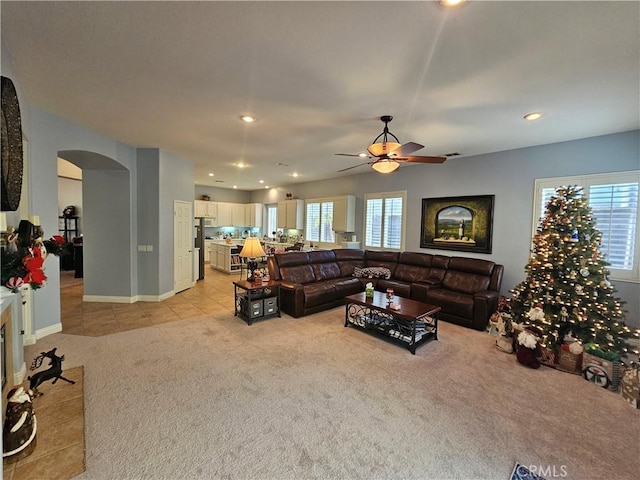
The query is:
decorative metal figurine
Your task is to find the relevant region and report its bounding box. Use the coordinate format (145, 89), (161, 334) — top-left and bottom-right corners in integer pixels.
(27, 348), (75, 396)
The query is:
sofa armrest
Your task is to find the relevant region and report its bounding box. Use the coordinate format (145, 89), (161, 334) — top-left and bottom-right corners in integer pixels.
(472, 290), (500, 330)
(278, 281), (305, 318)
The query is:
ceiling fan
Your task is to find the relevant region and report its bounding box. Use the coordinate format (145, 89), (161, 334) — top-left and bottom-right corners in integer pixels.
(336, 115), (446, 173)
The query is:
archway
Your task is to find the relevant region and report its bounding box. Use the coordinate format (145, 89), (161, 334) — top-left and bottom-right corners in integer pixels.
(57, 150), (133, 301)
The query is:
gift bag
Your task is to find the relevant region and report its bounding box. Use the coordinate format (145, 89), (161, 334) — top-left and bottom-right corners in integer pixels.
(582, 351), (621, 391)
(620, 367), (640, 408)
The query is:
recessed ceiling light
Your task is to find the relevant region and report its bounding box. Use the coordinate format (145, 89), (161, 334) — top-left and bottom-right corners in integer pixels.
(291, 172), (299, 177)
(524, 112), (544, 121)
(259, 179), (264, 184)
(240, 115), (257, 123)
(208, 173), (214, 177)
(358, 153), (368, 158)
(233, 185), (237, 189)
(235, 162), (247, 168)
(264, 185), (269, 189)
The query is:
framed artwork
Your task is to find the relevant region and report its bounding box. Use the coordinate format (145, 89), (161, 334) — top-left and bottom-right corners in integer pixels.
(420, 194), (495, 254)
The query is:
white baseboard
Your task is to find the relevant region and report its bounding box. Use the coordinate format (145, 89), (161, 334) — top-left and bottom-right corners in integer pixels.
(35, 322), (62, 340)
(83, 291), (175, 303)
(23, 333), (37, 346)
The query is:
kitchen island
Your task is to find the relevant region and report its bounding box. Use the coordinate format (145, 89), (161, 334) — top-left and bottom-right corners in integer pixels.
(207, 239), (294, 274)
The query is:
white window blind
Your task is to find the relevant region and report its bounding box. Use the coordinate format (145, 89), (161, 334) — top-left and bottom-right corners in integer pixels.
(364, 191), (406, 251)
(267, 205), (277, 237)
(306, 202), (320, 242)
(365, 198), (383, 247)
(533, 171), (640, 282)
(321, 202), (335, 243)
(589, 183), (638, 271)
(384, 197), (403, 249)
(305, 201), (335, 243)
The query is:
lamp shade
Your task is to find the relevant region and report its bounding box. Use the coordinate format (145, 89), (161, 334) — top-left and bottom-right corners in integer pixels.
(367, 141), (401, 157)
(239, 237), (266, 258)
(371, 160), (400, 173)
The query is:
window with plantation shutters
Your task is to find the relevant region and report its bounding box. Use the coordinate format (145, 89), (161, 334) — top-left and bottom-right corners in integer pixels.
(533, 171), (640, 281)
(267, 205), (277, 237)
(364, 191), (406, 251)
(305, 201), (335, 243)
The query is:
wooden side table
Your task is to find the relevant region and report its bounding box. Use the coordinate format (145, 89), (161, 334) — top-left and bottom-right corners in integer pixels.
(233, 279), (281, 325)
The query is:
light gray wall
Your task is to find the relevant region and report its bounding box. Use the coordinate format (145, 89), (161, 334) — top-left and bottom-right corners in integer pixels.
(250, 130), (640, 327)
(159, 149), (195, 293)
(194, 185), (251, 203)
(136, 149), (161, 295)
(82, 168), (132, 297)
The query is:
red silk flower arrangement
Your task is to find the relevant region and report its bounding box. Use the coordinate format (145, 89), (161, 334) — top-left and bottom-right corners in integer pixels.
(1, 220), (66, 293)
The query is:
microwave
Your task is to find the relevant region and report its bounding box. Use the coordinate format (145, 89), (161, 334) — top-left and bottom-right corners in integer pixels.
(203, 218), (216, 228)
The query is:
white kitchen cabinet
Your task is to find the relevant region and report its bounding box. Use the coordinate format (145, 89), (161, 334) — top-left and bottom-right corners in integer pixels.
(231, 203), (247, 226)
(217, 203), (232, 226)
(204, 239), (216, 263)
(277, 199), (304, 229)
(193, 200), (218, 219)
(332, 195), (356, 232)
(195, 200), (217, 218)
(245, 203), (263, 228)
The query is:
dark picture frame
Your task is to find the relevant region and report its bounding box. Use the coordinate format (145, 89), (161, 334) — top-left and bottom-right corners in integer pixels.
(420, 194), (495, 254)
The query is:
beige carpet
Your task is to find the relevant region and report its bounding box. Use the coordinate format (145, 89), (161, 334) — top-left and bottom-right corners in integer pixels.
(24, 307), (639, 480)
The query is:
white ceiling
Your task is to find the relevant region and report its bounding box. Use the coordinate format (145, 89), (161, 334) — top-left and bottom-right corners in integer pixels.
(2, 1), (638, 190)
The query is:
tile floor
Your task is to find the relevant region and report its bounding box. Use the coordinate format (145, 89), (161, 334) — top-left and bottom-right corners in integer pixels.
(3, 367), (85, 480)
(60, 265), (241, 337)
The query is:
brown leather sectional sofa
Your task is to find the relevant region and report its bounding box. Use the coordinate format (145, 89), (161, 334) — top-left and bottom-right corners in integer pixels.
(266, 249), (504, 330)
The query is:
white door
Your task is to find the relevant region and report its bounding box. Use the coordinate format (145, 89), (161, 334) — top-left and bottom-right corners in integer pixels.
(174, 200), (193, 293)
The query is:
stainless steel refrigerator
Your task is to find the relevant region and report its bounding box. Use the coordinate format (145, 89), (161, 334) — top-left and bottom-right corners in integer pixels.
(194, 217), (205, 280)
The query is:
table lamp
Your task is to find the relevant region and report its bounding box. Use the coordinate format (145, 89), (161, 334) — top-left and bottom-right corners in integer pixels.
(239, 237), (266, 282)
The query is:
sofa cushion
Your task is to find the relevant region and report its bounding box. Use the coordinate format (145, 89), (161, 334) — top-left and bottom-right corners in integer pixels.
(393, 264), (430, 283)
(448, 257), (495, 276)
(279, 264), (316, 285)
(365, 250), (399, 276)
(312, 261), (342, 281)
(332, 277), (363, 297)
(427, 289), (474, 319)
(334, 249), (367, 277)
(376, 279), (411, 298)
(303, 282), (336, 308)
(442, 271), (490, 295)
(398, 251), (433, 268)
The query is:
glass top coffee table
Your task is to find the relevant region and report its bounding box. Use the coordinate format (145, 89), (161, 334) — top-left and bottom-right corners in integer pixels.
(344, 291), (440, 354)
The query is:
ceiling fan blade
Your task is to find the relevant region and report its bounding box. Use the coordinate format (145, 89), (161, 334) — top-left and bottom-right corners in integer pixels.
(335, 153), (371, 158)
(337, 162), (371, 172)
(388, 142), (424, 157)
(399, 155), (447, 164)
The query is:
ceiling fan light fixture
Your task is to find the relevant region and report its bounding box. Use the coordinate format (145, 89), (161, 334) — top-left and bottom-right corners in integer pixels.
(371, 160), (400, 174)
(367, 142), (402, 157)
(439, 0), (467, 8)
(524, 112), (543, 121)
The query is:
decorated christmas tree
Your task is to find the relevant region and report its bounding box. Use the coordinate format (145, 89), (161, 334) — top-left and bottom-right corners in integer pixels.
(510, 185), (638, 357)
